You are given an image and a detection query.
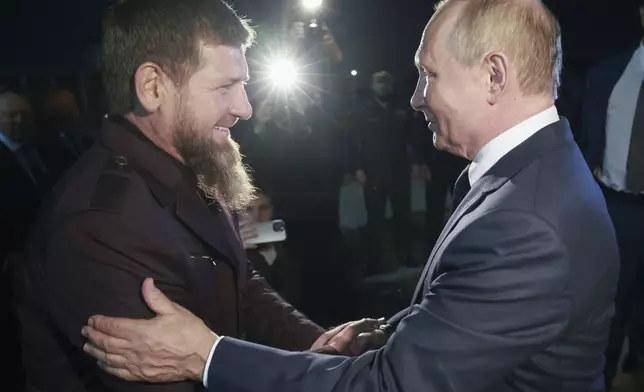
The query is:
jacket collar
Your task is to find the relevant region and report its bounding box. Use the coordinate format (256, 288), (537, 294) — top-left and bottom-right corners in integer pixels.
(410, 118), (576, 307)
(99, 116), (244, 269)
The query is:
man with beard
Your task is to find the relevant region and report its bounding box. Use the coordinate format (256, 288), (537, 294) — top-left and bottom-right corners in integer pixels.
(11, 1), (384, 391)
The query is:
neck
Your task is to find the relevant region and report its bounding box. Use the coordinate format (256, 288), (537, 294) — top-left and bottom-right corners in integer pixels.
(465, 95), (554, 160)
(124, 113), (184, 163)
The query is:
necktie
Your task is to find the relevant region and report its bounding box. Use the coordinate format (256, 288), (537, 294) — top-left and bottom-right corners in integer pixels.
(451, 165), (471, 213)
(626, 79), (644, 193)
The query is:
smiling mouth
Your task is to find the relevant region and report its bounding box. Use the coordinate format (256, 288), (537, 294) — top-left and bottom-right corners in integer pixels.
(426, 118), (439, 132)
(215, 126), (230, 134)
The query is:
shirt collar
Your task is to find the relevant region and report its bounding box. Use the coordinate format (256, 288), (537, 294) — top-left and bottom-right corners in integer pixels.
(0, 130), (22, 152)
(468, 105), (559, 185)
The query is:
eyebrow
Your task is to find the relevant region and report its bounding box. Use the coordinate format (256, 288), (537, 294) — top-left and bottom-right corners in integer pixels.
(219, 75), (250, 86)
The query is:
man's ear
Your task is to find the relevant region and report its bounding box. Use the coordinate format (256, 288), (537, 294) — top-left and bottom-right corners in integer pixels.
(133, 62), (169, 113)
(483, 52), (508, 105)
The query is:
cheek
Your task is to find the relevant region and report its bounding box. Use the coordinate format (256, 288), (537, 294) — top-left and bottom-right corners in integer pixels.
(193, 93), (227, 124)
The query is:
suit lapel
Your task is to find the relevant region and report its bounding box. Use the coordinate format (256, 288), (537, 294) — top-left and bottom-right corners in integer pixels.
(409, 176), (494, 308)
(408, 119), (576, 310)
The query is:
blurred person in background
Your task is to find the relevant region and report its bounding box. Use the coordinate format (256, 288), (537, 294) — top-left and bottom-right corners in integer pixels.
(346, 70), (419, 272)
(248, 90), (348, 325)
(36, 88), (93, 182)
(239, 188), (303, 308)
(0, 91), (48, 259)
(581, 4), (644, 388)
(0, 90), (46, 392)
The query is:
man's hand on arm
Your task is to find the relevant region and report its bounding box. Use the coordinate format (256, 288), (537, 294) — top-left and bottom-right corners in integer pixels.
(43, 212), (202, 391)
(83, 279), (392, 385)
(83, 278), (217, 383)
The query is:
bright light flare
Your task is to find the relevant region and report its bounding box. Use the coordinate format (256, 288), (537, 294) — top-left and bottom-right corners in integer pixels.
(350, 70), (358, 76)
(268, 59), (298, 88)
(301, 0), (323, 12)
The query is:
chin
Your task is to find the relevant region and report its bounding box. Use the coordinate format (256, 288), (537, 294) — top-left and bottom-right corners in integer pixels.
(433, 134), (458, 156)
(432, 132), (445, 150)
(213, 133), (231, 146)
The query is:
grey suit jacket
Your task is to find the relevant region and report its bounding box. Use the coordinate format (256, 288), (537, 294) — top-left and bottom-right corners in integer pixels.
(206, 119), (619, 392)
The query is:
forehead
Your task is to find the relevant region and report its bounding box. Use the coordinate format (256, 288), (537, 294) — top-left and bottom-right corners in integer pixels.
(415, 5), (460, 68)
(192, 44), (249, 83)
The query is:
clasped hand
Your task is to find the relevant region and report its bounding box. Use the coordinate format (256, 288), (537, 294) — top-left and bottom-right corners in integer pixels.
(81, 278), (390, 383)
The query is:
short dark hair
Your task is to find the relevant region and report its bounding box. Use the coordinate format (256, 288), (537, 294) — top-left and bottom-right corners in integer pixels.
(101, 0), (255, 114)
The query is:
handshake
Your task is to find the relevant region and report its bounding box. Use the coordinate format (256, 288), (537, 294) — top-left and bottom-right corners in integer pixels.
(81, 279), (391, 383)
(310, 318), (391, 356)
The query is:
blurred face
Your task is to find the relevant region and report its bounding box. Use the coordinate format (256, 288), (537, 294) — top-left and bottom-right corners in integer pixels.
(0, 93), (33, 142)
(410, 13), (488, 158)
(371, 78), (392, 97)
(46, 90), (81, 130)
(247, 192), (273, 222)
(168, 45), (255, 210)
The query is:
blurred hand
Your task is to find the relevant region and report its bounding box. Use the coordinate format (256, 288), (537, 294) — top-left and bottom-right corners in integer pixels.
(355, 169), (367, 186)
(310, 318), (389, 356)
(82, 278), (216, 383)
(412, 164), (432, 181)
(239, 214), (258, 249)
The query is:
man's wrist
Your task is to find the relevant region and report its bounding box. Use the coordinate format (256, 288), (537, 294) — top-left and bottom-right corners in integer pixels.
(200, 334), (223, 386)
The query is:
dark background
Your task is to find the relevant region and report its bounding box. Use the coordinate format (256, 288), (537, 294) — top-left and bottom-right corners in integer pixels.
(1, 0), (642, 85)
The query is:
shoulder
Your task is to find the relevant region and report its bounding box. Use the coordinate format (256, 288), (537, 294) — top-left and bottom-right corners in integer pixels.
(88, 154), (137, 215)
(459, 208), (561, 249)
(35, 149), (156, 237)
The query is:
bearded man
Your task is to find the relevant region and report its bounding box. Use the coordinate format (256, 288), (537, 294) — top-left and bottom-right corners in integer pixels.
(10, 1), (386, 391)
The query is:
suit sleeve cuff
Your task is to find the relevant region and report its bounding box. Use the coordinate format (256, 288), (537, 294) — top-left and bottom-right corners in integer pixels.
(202, 334), (224, 387)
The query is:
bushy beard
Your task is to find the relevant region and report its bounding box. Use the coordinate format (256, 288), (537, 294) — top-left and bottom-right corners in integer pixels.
(172, 104), (256, 212)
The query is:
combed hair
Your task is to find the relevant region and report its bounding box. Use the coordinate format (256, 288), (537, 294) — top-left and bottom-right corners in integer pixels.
(101, 0), (255, 114)
(434, 0), (562, 96)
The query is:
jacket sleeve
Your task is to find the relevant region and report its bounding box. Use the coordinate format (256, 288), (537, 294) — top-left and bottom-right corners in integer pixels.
(240, 261), (325, 351)
(206, 209), (571, 392)
(36, 211), (199, 391)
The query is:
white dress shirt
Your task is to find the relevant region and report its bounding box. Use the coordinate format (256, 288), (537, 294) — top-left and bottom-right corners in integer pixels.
(468, 106), (560, 186)
(202, 334), (224, 387)
(599, 43), (644, 193)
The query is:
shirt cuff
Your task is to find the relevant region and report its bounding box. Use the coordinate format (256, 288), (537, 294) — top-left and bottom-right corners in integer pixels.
(202, 334), (224, 388)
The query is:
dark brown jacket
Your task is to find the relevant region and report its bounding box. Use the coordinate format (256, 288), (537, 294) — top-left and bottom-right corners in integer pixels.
(13, 117), (324, 391)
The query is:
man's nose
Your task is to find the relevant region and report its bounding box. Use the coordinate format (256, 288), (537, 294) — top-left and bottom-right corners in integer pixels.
(231, 89), (253, 121)
(410, 79), (425, 111)
(410, 92), (423, 112)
